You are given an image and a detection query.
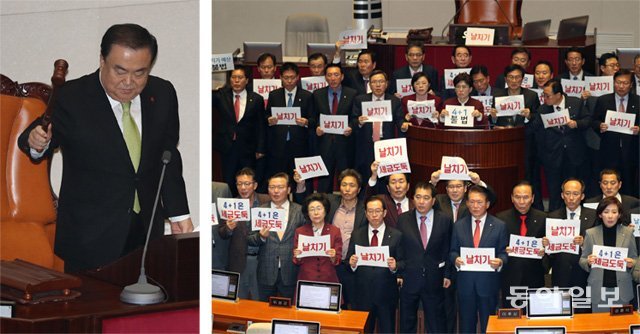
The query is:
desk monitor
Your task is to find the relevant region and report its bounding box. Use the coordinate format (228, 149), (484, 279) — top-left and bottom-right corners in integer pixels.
(631, 324), (640, 334)
(515, 326), (566, 334)
(243, 42), (283, 63)
(307, 43), (335, 62)
(295, 280), (341, 313)
(212, 269), (240, 302)
(557, 16), (589, 41)
(617, 48), (640, 70)
(522, 19), (551, 43)
(448, 24), (511, 45)
(271, 319), (320, 334)
(526, 288), (573, 319)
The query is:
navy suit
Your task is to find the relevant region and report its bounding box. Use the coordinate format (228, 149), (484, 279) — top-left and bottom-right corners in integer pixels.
(397, 209), (452, 334)
(388, 64), (439, 95)
(450, 214), (509, 333)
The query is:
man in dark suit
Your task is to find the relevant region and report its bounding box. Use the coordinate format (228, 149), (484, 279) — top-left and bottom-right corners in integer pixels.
(397, 182), (452, 334)
(247, 173), (305, 301)
(312, 64), (357, 193)
(213, 65), (266, 194)
(439, 45), (473, 100)
(364, 162), (414, 228)
(585, 169), (640, 225)
(265, 62), (312, 181)
(343, 49), (377, 96)
(560, 47), (594, 82)
(430, 169), (493, 222)
(347, 195), (404, 333)
(388, 41), (439, 96)
(497, 181), (547, 308)
(450, 185), (509, 334)
(493, 47), (532, 90)
(592, 69), (640, 197)
(544, 178), (595, 295)
(470, 65), (507, 98)
(352, 70), (404, 184)
(533, 80), (590, 211)
(20, 24), (193, 272)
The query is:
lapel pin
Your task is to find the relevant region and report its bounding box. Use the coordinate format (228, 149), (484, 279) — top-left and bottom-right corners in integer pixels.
(150, 96), (155, 103)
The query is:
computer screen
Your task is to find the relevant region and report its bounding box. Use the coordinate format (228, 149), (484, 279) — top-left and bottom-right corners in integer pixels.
(296, 280), (341, 313)
(557, 16), (589, 41)
(212, 269), (240, 301)
(243, 42), (283, 63)
(522, 19), (551, 43)
(617, 48), (640, 70)
(527, 288), (573, 318)
(515, 326), (566, 334)
(271, 319), (320, 334)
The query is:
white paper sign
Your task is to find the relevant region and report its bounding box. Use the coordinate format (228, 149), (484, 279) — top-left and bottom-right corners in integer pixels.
(212, 53), (234, 72)
(583, 202), (598, 210)
(271, 107), (301, 125)
(508, 235), (543, 259)
(301, 76), (328, 92)
(541, 109), (571, 128)
(362, 100), (393, 122)
(562, 79), (586, 98)
(294, 156), (329, 180)
(444, 68), (472, 89)
(604, 110), (636, 135)
(472, 95), (493, 115)
(297, 234), (331, 258)
(395, 78), (413, 97)
(355, 245), (390, 268)
(374, 138), (411, 177)
(217, 198), (251, 222)
(495, 95), (525, 117)
(339, 29), (368, 50)
(465, 27), (495, 46)
(439, 156), (471, 180)
(211, 203), (218, 225)
(319, 114), (349, 135)
(253, 79), (282, 100)
(444, 105), (474, 127)
(592, 245), (628, 272)
(530, 88), (544, 105)
(407, 100), (438, 121)
(460, 247), (495, 272)
(631, 214), (640, 237)
(250, 207), (286, 231)
(545, 218), (580, 255)
(521, 74), (534, 89)
(585, 76), (614, 97)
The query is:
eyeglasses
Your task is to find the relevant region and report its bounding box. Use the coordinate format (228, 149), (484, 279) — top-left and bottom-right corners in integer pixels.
(236, 181), (255, 187)
(605, 63), (620, 68)
(507, 75), (523, 81)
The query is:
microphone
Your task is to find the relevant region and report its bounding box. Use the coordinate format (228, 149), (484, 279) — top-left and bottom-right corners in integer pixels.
(120, 150), (172, 305)
(493, 0), (522, 45)
(437, 0), (471, 44)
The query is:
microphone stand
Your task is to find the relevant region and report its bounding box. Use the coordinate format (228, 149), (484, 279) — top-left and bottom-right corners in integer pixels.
(436, 0), (470, 44)
(120, 151), (172, 305)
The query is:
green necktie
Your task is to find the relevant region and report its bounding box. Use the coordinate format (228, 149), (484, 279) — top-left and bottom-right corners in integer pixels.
(122, 101), (141, 213)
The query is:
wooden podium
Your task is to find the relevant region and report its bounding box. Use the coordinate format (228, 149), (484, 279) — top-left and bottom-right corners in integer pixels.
(406, 126), (525, 213)
(0, 233), (199, 333)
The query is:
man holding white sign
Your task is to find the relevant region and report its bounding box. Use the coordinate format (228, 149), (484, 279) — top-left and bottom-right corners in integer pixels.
(365, 160), (413, 229)
(347, 195), (404, 334)
(344, 49), (377, 95)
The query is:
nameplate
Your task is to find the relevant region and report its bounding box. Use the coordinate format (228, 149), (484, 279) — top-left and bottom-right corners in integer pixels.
(497, 308), (522, 319)
(610, 304), (633, 316)
(269, 296), (292, 308)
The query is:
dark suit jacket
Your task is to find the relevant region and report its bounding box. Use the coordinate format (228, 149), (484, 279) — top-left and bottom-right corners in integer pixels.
(212, 87), (266, 155)
(17, 70), (190, 270)
(492, 88), (540, 128)
(434, 194), (469, 222)
(343, 69), (369, 96)
(450, 214), (509, 297)
(326, 194), (368, 232)
(363, 182), (415, 229)
(397, 209), (452, 294)
(547, 205), (596, 288)
(497, 208), (547, 289)
(591, 93), (640, 166)
(346, 224), (404, 309)
(312, 85), (357, 158)
(293, 223), (342, 283)
(471, 86), (507, 101)
(559, 70), (594, 80)
(388, 64), (439, 94)
(585, 194), (640, 226)
(265, 87), (313, 158)
(533, 96), (590, 167)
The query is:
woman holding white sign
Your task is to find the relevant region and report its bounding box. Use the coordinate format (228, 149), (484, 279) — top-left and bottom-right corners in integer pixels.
(579, 196), (637, 312)
(401, 72), (442, 130)
(293, 193), (342, 284)
(440, 73), (489, 129)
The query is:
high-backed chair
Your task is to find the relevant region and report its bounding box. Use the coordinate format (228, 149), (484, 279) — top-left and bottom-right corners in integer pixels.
(285, 13), (330, 57)
(454, 0), (523, 39)
(0, 61), (67, 271)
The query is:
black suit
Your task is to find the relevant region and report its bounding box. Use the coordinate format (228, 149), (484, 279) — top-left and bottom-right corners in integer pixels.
(18, 71), (189, 271)
(471, 86), (507, 99)
(533, 96), (590, 211)
(559, 70), (594, 80)
(434, 194), (469, 222)
(213, 88), (266, 191)
(497, 208), (547, 308)
(547, 206), (596, 290)
(343, 69), (369, 96)
(347, 225), (404, 333)
(265, 87), (313, 179)
(352, 93), (404, 184)
(585, 194), (640, 226)
(388, 65), (439, 95)
(397, 209), (452, 334)
(312, 85), (357, 193)
(592, 93), (640, 196)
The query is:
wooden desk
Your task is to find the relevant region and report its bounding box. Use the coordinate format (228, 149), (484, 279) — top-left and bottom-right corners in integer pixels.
(487, 312), (640, 333)
(213, 299), (368, 333)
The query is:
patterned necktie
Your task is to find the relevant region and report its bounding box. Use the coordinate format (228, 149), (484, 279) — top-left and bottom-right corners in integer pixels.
(519, 215), (528, 236)
(372, 97), (382, 142)
(619, 97), (626, 113)
(332, 92), (339, 115)
(286, 92), (293, 141)
(121, 101), (141, 213)
(473, 220), (481, 248)
(396, 202), (402, 215)
(371, 229), (379, 247)
(420, 216), (428, 249)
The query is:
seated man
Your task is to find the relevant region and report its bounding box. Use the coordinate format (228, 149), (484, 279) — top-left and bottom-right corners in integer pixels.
(388, 40), (439, 97)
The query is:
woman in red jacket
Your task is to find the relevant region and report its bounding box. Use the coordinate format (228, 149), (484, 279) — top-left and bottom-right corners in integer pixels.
(401, 72), (442, 129)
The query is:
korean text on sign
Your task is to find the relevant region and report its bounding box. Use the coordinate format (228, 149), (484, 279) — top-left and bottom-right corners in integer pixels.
(217, 198), (250, 222)
(460, 247), (495, 272)
(355, 245), (390, 268)
(251, 207), (286, 232)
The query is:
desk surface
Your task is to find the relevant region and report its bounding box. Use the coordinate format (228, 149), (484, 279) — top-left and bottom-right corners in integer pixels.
(487, 312), (640, 333)
(213, 299), (368, 333)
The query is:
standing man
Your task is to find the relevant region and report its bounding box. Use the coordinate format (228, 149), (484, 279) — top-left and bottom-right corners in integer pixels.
(471, 65), (506, 97)
(365, 161), (413, 228)
(265, 62), (312, 180)
(430, 169), (492, 222)
(344, 49), (377, 95)
(247, 173), (305, 300)
(307, 52), (328, 77)
(585, 169), (640, 225)
(397, 182), (452, 334)
(450, 185), (508, 334)
(560, 47), (593, 81)
(20, 23), (193, 272)
(257, 53), (277, 79)
(389, 41), (439, 96)
(312, 64), (357, 193)
(494, 47), (532, 89)
(347, 195), (404, 333)
(439, 45), (473, 99)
